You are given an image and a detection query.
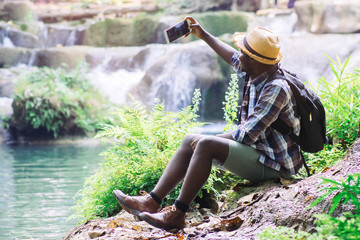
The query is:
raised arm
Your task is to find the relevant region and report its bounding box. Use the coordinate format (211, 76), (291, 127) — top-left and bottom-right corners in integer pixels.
(185, 16), (237, 65)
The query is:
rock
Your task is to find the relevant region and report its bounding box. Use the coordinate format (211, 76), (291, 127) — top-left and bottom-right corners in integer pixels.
(234, 0), (270, 12)
(88, 230), (105, 239)
(32, 46), (92, 70)
(0, 47), (33, 67)
(45, 24), (87, 47)
(165, 0), (270, 14)
(63, 138), (360, 239)
(294, 0), (360, 33)
(0, 68), (18, 97)
(82, 11), (249, 47)
(0, 97), (13, 116)
(192, 0), (234, 12)
(132, 41), (223, 112)
(0, 24), (42, 48)
(3, 0), (36, 22)
(35, 4), (159, 24)
(279, 33), (360, 85)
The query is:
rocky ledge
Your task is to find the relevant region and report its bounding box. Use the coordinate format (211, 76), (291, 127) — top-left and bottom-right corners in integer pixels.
(64, 138), (360, 240)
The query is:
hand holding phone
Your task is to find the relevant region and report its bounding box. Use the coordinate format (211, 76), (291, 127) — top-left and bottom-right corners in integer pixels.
(164, 19), (192, 44)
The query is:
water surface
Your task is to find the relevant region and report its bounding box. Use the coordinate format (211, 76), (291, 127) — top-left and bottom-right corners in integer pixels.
(0, 142), (104, 240)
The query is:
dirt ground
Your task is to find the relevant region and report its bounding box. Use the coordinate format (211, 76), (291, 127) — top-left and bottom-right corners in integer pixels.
(64, 138), (360, 239)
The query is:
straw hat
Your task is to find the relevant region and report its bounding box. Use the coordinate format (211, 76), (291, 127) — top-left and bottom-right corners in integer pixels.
(232, 27), (282, 65)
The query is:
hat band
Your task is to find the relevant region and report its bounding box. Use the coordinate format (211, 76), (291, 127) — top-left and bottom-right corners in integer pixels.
(243, 37), (277, 61)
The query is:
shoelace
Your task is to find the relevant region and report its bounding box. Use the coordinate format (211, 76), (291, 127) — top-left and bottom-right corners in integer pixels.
(139, 190), (148, 196)
(160, 205), (176, 213)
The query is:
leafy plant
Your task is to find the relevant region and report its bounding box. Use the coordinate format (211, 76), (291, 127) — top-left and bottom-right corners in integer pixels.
(305, 173), (360, 240)
(258, 226), (310, 240)
(301, 144), (346, 176)
(313, 55), (360, 146)
(72, 91), (205, 221)
(259, 174), (360, 240)
(222, 73), (239, 131)
(312, 212), (360, 240)
(309, 173), (360, 214)
(9, 62), (110, 138)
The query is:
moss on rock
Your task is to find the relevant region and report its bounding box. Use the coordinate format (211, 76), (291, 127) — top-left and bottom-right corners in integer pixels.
(192, 11), (248, 37)
(82, 11), (248, 47)
(83, 14), (161, 47)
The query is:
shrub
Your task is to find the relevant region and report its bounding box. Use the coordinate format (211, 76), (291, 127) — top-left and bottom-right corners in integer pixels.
(301, 144), (346, 176)
(259, 174), (360, 240)
(9, 62), (111, 138)
(309, 174), (360, 239)
(222, 73), (240, 131)
(72, 91), (207, 221)
(314, 55), (360, 146)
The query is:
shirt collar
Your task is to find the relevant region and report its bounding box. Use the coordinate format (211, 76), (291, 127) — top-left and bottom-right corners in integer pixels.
(252, 71), (268, 92)
(251, 64), (279, 92)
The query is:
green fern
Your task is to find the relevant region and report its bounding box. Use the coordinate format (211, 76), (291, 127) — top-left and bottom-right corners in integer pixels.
(72, 91), (204, 221)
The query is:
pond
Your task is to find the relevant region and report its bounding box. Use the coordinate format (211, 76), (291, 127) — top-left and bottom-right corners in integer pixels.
(0, 142), (105, 240)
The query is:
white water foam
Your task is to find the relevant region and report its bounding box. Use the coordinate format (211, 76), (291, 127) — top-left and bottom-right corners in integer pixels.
(86, 67), (145, 106)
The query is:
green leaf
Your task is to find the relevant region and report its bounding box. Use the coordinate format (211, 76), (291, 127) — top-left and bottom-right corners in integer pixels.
(329, 192), (344, 214)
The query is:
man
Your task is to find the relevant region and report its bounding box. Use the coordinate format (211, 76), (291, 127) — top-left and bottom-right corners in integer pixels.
(113, 16), (302, 232)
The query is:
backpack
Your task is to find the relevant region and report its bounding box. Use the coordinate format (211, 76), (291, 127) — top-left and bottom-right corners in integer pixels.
(267, 67), (328, 176)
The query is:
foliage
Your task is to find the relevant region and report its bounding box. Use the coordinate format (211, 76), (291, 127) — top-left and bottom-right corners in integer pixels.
(309, 174), (360, 239)
(72, 90), (206, 221)
(259, 174), (360, 240)
(10, 62), (110, 138)
(313, 55), (360, 146)
(191, 11), (248, 38)
(309, 173), (360, 214)
(133, 13), (161, 45)
(301, 144), (346, 176)
(311, 212), (360, 240)
(258, 226), (310, 240)
(259, 56), (360, 240)
(222, 73), (239, 131)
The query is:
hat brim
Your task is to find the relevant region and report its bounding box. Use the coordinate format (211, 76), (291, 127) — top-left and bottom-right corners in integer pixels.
(232, 32), (282, 65)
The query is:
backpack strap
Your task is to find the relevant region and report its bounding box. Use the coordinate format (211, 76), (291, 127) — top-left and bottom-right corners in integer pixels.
(265, 67), (312, 177)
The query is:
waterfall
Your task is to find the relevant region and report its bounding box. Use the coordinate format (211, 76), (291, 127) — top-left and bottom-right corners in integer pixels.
(27, 50), (37, 66)
(64, 28), (77, 46)
(2, 36), (14, 48)
(86, 56), (145, 106)
(0, 26), (15, 48)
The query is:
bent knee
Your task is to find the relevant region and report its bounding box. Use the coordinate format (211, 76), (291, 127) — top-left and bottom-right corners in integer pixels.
(196, 136), (229, 159)
(196, 136), (220, 149)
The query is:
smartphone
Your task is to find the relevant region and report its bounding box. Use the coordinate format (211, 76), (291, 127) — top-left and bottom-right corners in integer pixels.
(164, 19), (191, 44)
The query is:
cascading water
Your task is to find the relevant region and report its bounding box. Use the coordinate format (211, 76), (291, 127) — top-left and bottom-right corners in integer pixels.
(86, 55), (145, 106)
(0, 25), (15, 48)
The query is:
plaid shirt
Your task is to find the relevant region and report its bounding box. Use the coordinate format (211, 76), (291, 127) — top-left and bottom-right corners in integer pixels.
(230, 52), (302, 175)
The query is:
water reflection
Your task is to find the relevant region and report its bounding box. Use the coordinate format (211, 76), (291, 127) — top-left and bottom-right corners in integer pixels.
(0, 143), (104, 240)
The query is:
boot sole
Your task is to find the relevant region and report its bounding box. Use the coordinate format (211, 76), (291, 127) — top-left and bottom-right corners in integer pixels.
(113, 190), (141, 217)
(139, 213), (181, 233)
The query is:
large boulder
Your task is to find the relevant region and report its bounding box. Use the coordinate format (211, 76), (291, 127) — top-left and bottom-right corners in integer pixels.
(131, 41), (223, 112)
(44, 24), (86, 47)
(234, 0), (270, 12)
(0, 24), (41, 48)
(83, 15), (161, 47)
(0, 47), (32, 67)
(83, 11), (249, 47)
(294, 0), (360, 33)
(279, 33), (360, 85)
(2, 0), (36, 22)
(32, 46), (92, 70)
(164, 0), (270, 13)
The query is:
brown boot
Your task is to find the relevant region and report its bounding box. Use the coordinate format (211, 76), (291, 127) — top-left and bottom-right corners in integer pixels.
(139, 205), (186, 233)
(113, 190), (160, 216)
